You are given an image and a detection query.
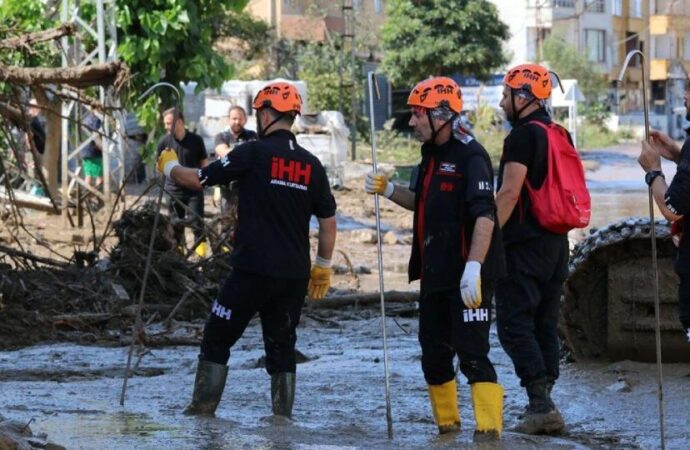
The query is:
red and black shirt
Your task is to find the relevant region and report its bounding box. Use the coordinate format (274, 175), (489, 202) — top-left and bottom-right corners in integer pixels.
(198, 130), (336, 279)
(408, 133), (503, 293)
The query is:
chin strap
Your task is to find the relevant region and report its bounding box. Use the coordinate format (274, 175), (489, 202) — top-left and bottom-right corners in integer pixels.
(425, 109), (455, 144)
(258, 112), (285, 138)
(509, 90), (537, 124)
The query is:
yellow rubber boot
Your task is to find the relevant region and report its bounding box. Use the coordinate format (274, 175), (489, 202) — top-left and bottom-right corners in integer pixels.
(428, 379), (460, 434)
(470, 382), (504, 442)
(195, 241), (208, 258)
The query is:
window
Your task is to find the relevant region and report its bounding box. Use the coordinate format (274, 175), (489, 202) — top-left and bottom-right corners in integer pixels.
(585, 0), (605, 13)
(374, 0), (383, 14)
(553, 0), (575, 6)
(630, 0), (642, 17)
(685, 33), (690, 60)
(626, 31), (641, 66)
(653, 35), (672, 59)
(611, 0), (623, 16)
(353, 0), (361, 11)
(585, 29), (606, 62)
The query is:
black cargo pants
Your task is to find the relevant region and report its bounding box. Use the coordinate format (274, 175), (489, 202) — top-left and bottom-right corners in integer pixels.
(168, 190), (205, 245)
(496, 234), (569, 387)
(679, 273), (690, 334)
(200, 269), (308, 374)
(418, 283), (497, 386)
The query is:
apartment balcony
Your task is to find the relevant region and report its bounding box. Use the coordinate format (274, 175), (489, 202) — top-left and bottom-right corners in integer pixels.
(650, 15), (690, 35)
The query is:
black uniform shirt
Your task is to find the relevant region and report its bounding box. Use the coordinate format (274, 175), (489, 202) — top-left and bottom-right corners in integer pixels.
(498, 109), (573, 245)
(157, 130), (208, 195)
(29, 117), (46, 155)
(214, 128), (258, 151)
(666, 138), (690, 273)
(198, 129), (336, 279)
(408, 133), (503, 292)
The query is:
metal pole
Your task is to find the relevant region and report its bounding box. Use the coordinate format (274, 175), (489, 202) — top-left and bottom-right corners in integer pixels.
(368, 71), (393, 440)
(120, 82), (180, 406)
(617, 49), (665, 450)
(350, 0), (357, 161)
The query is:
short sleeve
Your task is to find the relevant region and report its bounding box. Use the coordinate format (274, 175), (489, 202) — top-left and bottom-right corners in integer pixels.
(666, 161), (690, 216)
(312, 163), (336, 218)
(465, 155), (495, 219)
(214, 132), (228, 147)
(197, 135), (208, 160)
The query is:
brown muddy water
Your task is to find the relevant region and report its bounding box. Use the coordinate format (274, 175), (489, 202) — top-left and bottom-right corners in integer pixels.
(1, 145), (689, 449)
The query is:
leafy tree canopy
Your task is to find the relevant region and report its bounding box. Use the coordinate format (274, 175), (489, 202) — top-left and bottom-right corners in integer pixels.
(381, 0), (509, 87)
(541, 34), (607, 100)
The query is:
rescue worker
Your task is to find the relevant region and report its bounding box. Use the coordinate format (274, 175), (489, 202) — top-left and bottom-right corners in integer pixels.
(156, 108), (209, 257)
(213, 105), (258, 244)
(494, 64), (568, 434)
(638, 77), (690, 341)
(364, 77), (504, 442)
(157, 81), (337, 419)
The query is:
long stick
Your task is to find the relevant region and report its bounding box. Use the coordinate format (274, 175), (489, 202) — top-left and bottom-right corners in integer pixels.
(368, 71), (393, 439)
(618, 50), (665, 450)
(120, 82), (180, 406)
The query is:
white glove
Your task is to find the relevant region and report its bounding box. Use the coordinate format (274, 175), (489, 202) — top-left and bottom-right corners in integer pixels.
(364, 172), (394, 198)
(460, 261), (482, 309)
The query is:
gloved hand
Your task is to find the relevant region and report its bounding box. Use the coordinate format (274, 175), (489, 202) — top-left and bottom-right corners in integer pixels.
(364, 172), (394, 198)
(460, 261), (482, 309)
(157, 148), (179, 176)
(308, 256), (332, 300)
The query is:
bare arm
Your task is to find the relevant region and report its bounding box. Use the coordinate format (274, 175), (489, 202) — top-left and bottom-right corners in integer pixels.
(650, 177), (683, 222)
(649, 130), (681, 163)
(467, 217), (494, 263)
(316, 215), (337, 260)
(388, 184), (416, 211)
(169, 166), (203, 191)
(495, 162), (527, 228)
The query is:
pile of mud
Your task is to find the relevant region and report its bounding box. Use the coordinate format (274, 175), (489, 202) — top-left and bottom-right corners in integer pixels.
(0, 203), (232, 350)
(0, 414), (64, 449)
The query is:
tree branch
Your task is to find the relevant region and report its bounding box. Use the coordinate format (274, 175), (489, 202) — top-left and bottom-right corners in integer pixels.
(0, 23), (77, 50)
(0, 61), (128, 89)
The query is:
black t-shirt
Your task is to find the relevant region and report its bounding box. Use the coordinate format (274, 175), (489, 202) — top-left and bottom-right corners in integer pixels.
(198, 129), (336, 279)
(29, 117), (46, 155)
(498, 109), (572, 245)
(82, 114), (102, 159)
(157, 130), (208, 195)
(213, 128), (258, 151)
(667, 139), (690, 273)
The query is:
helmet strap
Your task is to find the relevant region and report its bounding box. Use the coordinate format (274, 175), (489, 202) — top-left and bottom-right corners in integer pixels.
(509, 90), (537, 123)
(426, 109), (454, 144)
(258, 110), (284, 138)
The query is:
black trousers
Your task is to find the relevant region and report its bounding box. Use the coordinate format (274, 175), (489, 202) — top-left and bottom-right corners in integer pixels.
(418, 284), (497, 386)
(496, 234), (568, 387)
(679, 273), (690, 332)
(200, 269), (308, 375)
(168, 190), (204, 244)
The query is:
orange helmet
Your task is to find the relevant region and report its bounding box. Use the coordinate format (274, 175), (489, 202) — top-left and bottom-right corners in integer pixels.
(252, 81), (302, 114)
(503, 64), (553, 100)
(407, 77), (463, 113)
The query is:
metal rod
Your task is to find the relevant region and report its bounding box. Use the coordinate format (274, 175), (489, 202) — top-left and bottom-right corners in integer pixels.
(368, 71), (393, 439)
(617, 49), (665, 450)
(120, 82), (180, 406)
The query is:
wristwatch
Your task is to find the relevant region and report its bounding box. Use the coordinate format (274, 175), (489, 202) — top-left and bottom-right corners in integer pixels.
(645, 170), (664, 186)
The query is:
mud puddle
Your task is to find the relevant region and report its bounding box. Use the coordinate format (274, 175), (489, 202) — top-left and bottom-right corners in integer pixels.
(2, 316), (688, 449)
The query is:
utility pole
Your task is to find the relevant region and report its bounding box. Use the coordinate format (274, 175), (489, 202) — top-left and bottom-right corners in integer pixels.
(342, 0), (357, 160)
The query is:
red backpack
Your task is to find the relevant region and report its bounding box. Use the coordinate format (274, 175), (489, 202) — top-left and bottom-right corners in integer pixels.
(524, 121), (591, 234)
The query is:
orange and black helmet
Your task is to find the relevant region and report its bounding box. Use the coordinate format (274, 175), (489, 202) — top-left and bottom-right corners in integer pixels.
(252, 81), (302, 114)
(407, 77), (463, 113)
(503, 64), (553, 100)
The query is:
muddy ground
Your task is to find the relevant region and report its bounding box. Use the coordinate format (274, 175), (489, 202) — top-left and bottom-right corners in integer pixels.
(1, 145), (689, 448)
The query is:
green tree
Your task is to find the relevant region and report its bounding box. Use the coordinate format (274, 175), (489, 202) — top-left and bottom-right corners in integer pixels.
(380, 0), (509, 86)
(541, 34), (607, 101)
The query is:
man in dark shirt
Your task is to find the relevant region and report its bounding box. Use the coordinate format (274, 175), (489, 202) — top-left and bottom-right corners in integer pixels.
(157, 82), (337, 419)
(156, 108), (209, 256)
(24, 99), (45, 156)
(364, 77), (504, 442)
(638, 78), (690, 343)
(213, 106), (258, 246)
(495, 64), (569, 435)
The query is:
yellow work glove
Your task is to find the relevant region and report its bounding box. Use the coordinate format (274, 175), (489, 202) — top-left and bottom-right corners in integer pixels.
(308, 256), (332, 300)
(157, 148), (179, 176)
(364, 172), (394, 198)
(460, 261), (482, 309)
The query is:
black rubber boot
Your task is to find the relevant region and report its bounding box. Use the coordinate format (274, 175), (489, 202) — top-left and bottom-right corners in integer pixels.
(514, 379), (564, 435)
(271, 372), (296, 418)
(183, 359), (228, 416)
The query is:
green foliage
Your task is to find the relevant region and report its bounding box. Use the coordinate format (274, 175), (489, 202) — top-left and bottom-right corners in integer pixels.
(541, 34), (607, 102)
(467, 103), (505, 163)
(355, 129), (419, 165)
(292, 39), (361, 119)
(0, 0), (58, 68)
(381, 0), (509, 86)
